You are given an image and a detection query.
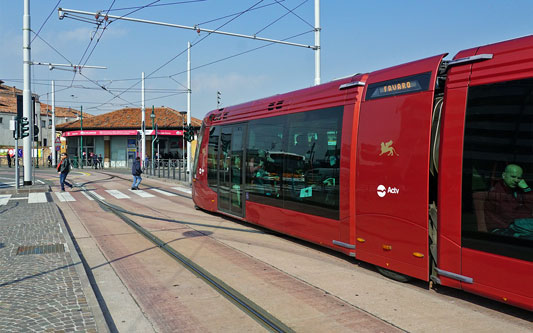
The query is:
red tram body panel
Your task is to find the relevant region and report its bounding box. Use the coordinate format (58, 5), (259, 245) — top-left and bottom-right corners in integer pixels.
(192, 36), (533, 311)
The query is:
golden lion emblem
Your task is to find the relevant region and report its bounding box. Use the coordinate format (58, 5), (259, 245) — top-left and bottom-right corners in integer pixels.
(380, 140), (399, 156)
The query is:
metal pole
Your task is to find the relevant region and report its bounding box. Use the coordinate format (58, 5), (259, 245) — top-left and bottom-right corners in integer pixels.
(23, 0), (32, 185)
(80, 106), (83, 168)
(141, 72), (146, 167)
(314, 0), (321, 85)
(51, 80), (56, 167)
(151, 106), (154, 170)
(187, 41), (192, 183)
(14, 117), (19, 190)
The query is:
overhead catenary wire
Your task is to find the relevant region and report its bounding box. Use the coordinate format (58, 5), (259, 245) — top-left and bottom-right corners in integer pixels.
(90, 0), (268, 111)
(26, 1), (316, 113)
(254, 0), (310, 36)
(109, 0), (207, 12)
(30, 0), (62, 45)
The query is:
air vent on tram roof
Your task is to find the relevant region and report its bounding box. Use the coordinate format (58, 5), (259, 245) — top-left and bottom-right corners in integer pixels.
(267, 100), (284, 111)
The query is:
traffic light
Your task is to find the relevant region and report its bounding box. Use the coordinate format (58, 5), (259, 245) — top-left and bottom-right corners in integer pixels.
(19, 117), (30, 138)
(185, 124), (195, 142)
(34, 124), (39, 141)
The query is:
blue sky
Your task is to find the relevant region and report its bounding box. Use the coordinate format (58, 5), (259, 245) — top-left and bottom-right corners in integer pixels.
(1, 1), (533, 120)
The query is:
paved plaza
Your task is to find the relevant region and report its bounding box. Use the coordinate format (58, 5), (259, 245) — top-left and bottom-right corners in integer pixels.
(0, 197), (102, 332)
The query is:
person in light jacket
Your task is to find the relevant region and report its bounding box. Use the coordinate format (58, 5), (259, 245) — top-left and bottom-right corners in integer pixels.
(131, 156), (143, 190)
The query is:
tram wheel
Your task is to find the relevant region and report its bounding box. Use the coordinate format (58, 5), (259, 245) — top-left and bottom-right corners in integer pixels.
(376, 266), (412, 283)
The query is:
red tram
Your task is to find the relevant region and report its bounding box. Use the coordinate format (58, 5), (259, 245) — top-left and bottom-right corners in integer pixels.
(192, 35), (533, 310)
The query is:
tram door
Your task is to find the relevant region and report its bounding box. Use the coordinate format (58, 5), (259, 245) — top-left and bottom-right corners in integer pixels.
(217, 125), (245, 217)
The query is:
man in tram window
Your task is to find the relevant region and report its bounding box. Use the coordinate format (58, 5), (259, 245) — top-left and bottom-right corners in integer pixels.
(484, 164), (533, 239)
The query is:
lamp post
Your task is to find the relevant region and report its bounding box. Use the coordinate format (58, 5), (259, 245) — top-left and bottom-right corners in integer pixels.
(150, 106), (155, 170)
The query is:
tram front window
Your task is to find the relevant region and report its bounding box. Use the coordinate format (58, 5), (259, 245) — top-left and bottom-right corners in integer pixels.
(462, 78), (533, 262)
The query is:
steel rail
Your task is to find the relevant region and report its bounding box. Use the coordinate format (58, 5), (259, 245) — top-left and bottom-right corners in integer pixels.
(82, 186), (293, 332)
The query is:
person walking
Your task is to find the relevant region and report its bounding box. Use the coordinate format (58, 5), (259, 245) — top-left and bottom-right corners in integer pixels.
(98, 154), (103, 169)
(57, 153), (73, 191)
(131, 156), (143, 190)
(92, 153), (98, 169)
(7, 153), (11, 168)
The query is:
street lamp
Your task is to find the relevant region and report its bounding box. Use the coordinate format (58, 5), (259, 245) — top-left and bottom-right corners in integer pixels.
(150, 106), (155, 170)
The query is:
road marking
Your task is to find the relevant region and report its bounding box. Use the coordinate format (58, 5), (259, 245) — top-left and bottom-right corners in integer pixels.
(106, 189), (130, 199)
(28, 192), (48, 203)
(88, 191), (105, 201)
(81, 191), (94, 201)
(54, 192), (76, 202)
(36, 180), (45, 184)
(172, 186), (192, 194)
(0, 195), (11, 205)
(150, 188), (177, 197)
(128, 189), (155, 198)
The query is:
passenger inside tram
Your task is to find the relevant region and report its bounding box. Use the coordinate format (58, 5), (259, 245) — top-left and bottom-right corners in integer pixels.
(484, 164), (533, 239)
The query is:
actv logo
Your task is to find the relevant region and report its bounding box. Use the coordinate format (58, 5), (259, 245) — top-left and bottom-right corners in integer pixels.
(376, 185), (400, 197)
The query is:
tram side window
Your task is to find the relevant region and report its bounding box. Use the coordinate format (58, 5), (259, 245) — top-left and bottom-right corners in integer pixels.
(283, 107), (342, 220)
(462, 78), (533, 262)
(245, 117), (285, 208)
(207, 126), (220, 189)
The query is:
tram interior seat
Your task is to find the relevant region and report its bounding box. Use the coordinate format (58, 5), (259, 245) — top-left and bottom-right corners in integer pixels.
(472, 191), (489, 232)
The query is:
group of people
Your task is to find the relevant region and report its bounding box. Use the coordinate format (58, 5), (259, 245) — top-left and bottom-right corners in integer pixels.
(88, 153), (104, 169)
(55, 153), (143, 192)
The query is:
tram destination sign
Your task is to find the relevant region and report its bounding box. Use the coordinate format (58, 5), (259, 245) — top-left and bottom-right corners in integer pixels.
(365, 71), (432, 100)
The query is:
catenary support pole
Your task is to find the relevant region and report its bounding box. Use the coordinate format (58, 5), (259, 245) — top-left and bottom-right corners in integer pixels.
(51, 80), (56, 167)
(187, 41), (192, 183)
(141, 72), (146, 167)
(23, 0), (32, 185)
(314, 0), (321, 85)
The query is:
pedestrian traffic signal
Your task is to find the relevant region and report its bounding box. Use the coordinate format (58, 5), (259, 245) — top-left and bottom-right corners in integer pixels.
(19, 117), (30, 138)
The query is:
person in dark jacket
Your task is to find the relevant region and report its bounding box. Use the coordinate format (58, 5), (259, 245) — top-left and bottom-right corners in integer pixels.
(57, 153), (73, 191)
(7, 153), (11, 168)
(131, 156), (143, 190)
(92, 153), (98, 169)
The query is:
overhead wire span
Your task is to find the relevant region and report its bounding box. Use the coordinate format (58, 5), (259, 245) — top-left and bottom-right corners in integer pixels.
(93, 0), (267, 110)
(30, 0), (63, 45)
(110, 0), (207, 12)
(254, 0), (310, 36)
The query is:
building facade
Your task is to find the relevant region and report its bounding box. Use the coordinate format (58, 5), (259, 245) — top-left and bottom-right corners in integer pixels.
(0, 81), (87, 164)
(56, 107), (201, 167)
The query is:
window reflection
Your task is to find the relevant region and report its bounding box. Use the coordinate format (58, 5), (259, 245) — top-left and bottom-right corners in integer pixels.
(462, 78), (533, 262)
(246, 107), (343, 219)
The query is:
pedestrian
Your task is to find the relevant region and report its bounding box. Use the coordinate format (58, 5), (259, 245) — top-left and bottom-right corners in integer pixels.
(7, 153), (11, 168)
(131, 156), (143, 190)
(98, 154), (103, 169)
(47, 154), (52, 167)
(57, 152), (73, 191)
(92, 153), (98, 169)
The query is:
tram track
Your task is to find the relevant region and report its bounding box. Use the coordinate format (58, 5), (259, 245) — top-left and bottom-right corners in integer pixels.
(81, 184), (294, 333)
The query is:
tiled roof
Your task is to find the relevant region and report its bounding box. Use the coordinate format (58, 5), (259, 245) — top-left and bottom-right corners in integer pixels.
(0, 83), (83, 117)
(40, 103), (89, 118)
(56, 107), (202, 130)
